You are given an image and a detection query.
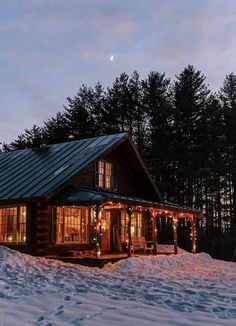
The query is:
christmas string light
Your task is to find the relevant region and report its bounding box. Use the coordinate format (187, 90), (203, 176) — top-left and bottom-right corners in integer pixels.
(172, 216), (178, 254)
(91, 206), (103, 257)
(190, 219), (197, 253)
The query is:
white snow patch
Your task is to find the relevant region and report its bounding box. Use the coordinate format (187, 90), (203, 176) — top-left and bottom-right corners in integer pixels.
(0, 245), (236, 325)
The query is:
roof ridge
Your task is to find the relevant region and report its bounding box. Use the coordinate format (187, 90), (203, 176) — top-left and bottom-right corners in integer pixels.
(0, 132), (128, 156)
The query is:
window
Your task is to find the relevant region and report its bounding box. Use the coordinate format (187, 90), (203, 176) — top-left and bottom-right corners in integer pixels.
(96, 160), (113, 189)
(121, 211), (143, 242)
(131, 212), (143, 238)
(0, 206), (26, 243)
(56, 206), (89, 244)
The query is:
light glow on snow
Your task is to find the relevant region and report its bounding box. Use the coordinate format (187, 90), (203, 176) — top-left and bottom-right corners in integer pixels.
(0, 245), (235, 325)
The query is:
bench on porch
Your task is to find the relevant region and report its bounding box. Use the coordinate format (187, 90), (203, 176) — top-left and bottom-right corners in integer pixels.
(131, 236), (153, 254)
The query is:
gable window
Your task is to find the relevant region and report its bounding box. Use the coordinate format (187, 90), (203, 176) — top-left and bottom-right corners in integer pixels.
(96, 160), (113, 189)
(56, 206), (89, 244)
(0, 206), (26, 243)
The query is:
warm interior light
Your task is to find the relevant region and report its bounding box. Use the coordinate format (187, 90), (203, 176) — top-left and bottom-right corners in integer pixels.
(131, 225), (135, 235)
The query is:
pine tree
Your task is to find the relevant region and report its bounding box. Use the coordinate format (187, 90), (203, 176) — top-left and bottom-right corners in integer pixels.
(64, 85), (96, 140)
(198, 95), (226, 233)
(42, 112), (70, 144)
(88, 83), (106, 136)
(219, 73), (236, 238)
(8, 125), (43, 150)
(103, 73), (130, 134)
(173, 65), (210, 206)
(142, 71), (172, 197)
(129, 71), (147, 156)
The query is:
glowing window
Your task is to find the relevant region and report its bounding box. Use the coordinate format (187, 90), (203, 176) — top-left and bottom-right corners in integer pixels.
(56, 206), (89, 244)
(96, 160), (113, 189)
(0, 206), (26, 243)
(120, 211), (143, 242)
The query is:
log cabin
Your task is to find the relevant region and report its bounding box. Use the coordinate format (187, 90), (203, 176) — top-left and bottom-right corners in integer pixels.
(0, 133), (202, 258)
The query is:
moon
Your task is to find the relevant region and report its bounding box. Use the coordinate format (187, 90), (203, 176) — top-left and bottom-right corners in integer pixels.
(109, 55), (114, 61)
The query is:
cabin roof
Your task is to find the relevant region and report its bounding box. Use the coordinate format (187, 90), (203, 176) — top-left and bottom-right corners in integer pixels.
(0, 133), (129, 202)
(53, 186), (201, 216)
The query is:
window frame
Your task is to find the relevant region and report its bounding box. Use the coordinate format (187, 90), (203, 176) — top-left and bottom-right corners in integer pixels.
(121, 211), (144, 242)
(95, 160), (113, 189)
(0, 205), (27, 244)
(55, 206), (90, 244)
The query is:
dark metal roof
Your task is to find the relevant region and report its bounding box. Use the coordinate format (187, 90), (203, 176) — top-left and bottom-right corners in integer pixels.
(0, 133), (127, 202)
(54, 186), (202, 216)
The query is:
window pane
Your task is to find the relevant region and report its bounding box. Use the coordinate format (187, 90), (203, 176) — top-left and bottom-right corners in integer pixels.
(81, 208), (89, 243)
(105, 175), (111, 188)
(121, 211), (127, 242)
(6, 208), (16, 242)
(64, 207), (81, 242)
(19, 206), (26, 242)
(105, 163), (112, 188)
(137, 213), (142, 237)
(99, 161), (104, 174)
(99, 174), (104, 188)
(105, 163), (112, 176)
(131, 214), (136, 237)
(56, 207), (63, 244)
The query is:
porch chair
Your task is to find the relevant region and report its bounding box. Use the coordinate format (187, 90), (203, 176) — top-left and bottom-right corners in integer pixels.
(131, 236), (153, 254)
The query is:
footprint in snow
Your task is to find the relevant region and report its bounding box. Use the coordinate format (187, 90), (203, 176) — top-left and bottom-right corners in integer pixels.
(57, 305), (64, 310)
(183, 289), (196, 295)
(37, 316), (44, 322)
(55, 310), (64, 316)
(105, 306), (116, 310)
(55, 305), (64, 316)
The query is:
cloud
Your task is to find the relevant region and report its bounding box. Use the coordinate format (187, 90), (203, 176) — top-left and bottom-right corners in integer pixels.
(0, 0), (236, 143)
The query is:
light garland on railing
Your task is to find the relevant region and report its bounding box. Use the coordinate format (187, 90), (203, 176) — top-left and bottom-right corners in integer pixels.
(190, 219), (197, 253)
(92, 206), (103, 257)
(172, 216), (177, 229)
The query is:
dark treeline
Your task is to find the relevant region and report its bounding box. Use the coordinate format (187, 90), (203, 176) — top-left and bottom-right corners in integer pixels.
(2, 65), (236, 260)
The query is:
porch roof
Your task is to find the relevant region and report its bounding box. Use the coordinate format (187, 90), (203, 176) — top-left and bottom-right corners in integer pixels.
(53, 186), (202, 217)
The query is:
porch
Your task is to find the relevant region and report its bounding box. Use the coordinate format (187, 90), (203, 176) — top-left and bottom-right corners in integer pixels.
(46, 247), (178, 268)
(52, 186), (202, 259)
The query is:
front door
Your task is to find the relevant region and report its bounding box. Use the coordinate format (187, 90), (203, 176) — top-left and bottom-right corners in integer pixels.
(101, 211), (110, 252)
(110, 210), (122, 252)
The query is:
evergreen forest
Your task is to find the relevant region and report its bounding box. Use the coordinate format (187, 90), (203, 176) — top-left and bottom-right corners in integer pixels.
(2, 65), (236, 260)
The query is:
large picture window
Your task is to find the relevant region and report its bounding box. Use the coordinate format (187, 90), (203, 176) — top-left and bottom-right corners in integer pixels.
(0, 206), (26, 243)
(56, 206), (89, 244)
(96, 160), (113, 189)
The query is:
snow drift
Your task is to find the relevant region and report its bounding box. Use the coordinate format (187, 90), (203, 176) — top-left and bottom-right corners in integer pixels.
(0, 245), (236, 325)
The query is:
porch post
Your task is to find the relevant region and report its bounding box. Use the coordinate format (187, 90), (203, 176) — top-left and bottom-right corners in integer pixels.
(191, 218), (196, 254)
(149, 209), (157, 255)
(173, 215), (178, 254)
(95, 204), (102, 258)
(126, 206), (134, 258)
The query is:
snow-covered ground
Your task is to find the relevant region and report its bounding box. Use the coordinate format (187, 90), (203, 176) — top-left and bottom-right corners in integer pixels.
(0, 245), (236, 326)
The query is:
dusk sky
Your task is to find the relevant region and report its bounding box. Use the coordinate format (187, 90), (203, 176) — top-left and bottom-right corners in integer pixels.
(1, 0), (236, 144)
